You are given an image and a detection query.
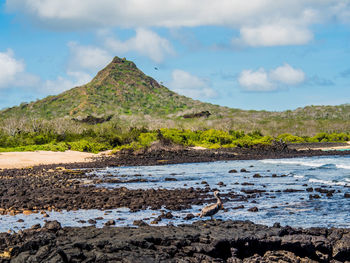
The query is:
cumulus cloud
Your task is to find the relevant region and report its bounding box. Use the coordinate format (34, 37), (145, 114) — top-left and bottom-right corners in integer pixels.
(238, 64), (305, 92)
(270, 64), (305, 85)
(0, 48), (93, 97)
(43, 71), (92, 94)
(7, 1), (350, 46)
(0, 49), (25, 88)
(68, 42), (112, 72)
(168, 69), (217, 99)
(105, 28), (175, 63)
(234, 24), (313, 47)
(0, 49), (40, 89)
(238, 69), (273, 92)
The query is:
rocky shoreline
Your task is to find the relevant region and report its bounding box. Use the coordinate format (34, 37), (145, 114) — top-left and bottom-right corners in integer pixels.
(1, 220), (350, 262)
(1, 144), (350, 262)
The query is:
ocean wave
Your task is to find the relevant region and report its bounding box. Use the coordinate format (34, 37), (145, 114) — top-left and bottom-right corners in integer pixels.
(309, 178), (349, 186)
(337, 164), (350, 170)
(262, 158), (350, 170)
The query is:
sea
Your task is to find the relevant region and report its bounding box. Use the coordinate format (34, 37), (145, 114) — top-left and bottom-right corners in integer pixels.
(1, 155), (350, 232)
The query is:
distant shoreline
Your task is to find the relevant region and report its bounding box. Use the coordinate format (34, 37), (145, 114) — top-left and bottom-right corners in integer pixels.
(0, 142), (350, 170)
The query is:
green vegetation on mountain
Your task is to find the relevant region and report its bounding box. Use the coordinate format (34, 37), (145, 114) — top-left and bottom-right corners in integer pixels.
(0, 56), (349, 138)
(1, 57), (215, 119)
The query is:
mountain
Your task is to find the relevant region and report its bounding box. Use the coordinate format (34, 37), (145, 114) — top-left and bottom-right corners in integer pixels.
(1, 56), (349, 135)
(1, 57), (218, 119)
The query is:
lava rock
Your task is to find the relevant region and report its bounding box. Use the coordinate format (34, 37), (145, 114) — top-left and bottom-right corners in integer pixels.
(44, 220), (62, 232)
(105, 220), (116, 226)
(248, 207), (259, 212)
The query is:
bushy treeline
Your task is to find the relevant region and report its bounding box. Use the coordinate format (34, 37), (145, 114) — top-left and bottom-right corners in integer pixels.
(118, 129), (350, 150)
(0, 118), (349, 153)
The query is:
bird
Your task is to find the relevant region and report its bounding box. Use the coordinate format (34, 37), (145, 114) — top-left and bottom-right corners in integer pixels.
(154, 67), (159, 70)
(199, 190), (223, 220)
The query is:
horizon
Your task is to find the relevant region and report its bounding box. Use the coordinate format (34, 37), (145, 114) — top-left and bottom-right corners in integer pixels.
(1, 1), (350, 111)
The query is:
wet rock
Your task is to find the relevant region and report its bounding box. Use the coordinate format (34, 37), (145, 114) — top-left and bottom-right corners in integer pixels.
(315, 188), (335, 195)
(273, 222), (281, 228)
(241, 182), (254, 186)
(309, 194), (321, 199)
(241, 189), (266, 194)
(17, 219), (24, 223)
(344, 193), (350, 198)
(217, 182), (224, 186)
(253, 173), (262, 178)
(184, 213), (195, 220)
(2, 220), (350, 262)
(88, 219), (97, 224)
(43, 220), (61, 232)
(306, 187), (314, 192)
(104, 220), (116, 226)
(31, 223), (41, 229)
(228, 169), (237, 173)
(248, 207), (258, 212)
(283, 189), (304, 193)
(240, 168), (248, 173)
(232, 205), (244, 210)
(165, 177), (177, 181)
(133, 220), (148, 226)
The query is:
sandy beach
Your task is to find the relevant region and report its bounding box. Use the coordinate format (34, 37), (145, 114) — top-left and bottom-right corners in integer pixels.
(0, 150), (103, 169)
(0, 142), (349, 170)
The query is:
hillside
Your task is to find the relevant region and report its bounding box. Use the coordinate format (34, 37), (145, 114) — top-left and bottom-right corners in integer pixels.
(1, 56), (349, 135)
(0, 57), (223, 119)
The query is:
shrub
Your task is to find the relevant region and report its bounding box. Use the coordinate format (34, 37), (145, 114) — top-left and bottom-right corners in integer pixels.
(138, 132), (157, 147)
(277, 133), (305, 143)
(68, 140), (108, 153)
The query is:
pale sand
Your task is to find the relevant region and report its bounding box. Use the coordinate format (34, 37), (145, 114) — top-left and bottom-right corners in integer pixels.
(0, 150), (109, 169)
(297, 141), (350, 151)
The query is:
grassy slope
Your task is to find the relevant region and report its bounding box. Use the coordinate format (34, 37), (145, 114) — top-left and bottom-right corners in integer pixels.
(0, 57), (349, 135)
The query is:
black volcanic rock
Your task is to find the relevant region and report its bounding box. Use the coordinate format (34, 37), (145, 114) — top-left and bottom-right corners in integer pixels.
(1, 220), (350, 262)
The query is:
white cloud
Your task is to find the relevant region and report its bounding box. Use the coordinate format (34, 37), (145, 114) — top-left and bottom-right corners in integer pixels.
(270, 64), (305, 85)
(7, 1), (350, 46)
(238, 64), (305, 92)
(0, 48), (92, 95)
(43, 71), (92, 94)
(68, 42), (112, 72)
(238, 69), (273, 91)
(105, 28), (175, 63)
(0, 49), (25, 88)
(234, 24), (313, 47)
(168, 69), (216, 99)
(0, 49), (41, 89)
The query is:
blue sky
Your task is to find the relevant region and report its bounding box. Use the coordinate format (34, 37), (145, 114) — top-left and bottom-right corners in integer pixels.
(1, 0), (350, 111)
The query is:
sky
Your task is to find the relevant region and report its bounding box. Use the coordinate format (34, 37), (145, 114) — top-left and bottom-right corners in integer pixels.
(0, 0), (350, 111)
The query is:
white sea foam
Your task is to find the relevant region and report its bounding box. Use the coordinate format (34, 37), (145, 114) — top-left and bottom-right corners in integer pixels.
(336, 164), (350, 170)
(262, 157), (350, 170)
(309, 178), (349, 186)
(262, 159), (324, 167)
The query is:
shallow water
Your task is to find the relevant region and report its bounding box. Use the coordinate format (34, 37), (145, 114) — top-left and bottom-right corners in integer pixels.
(2, 155), (350, 232)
